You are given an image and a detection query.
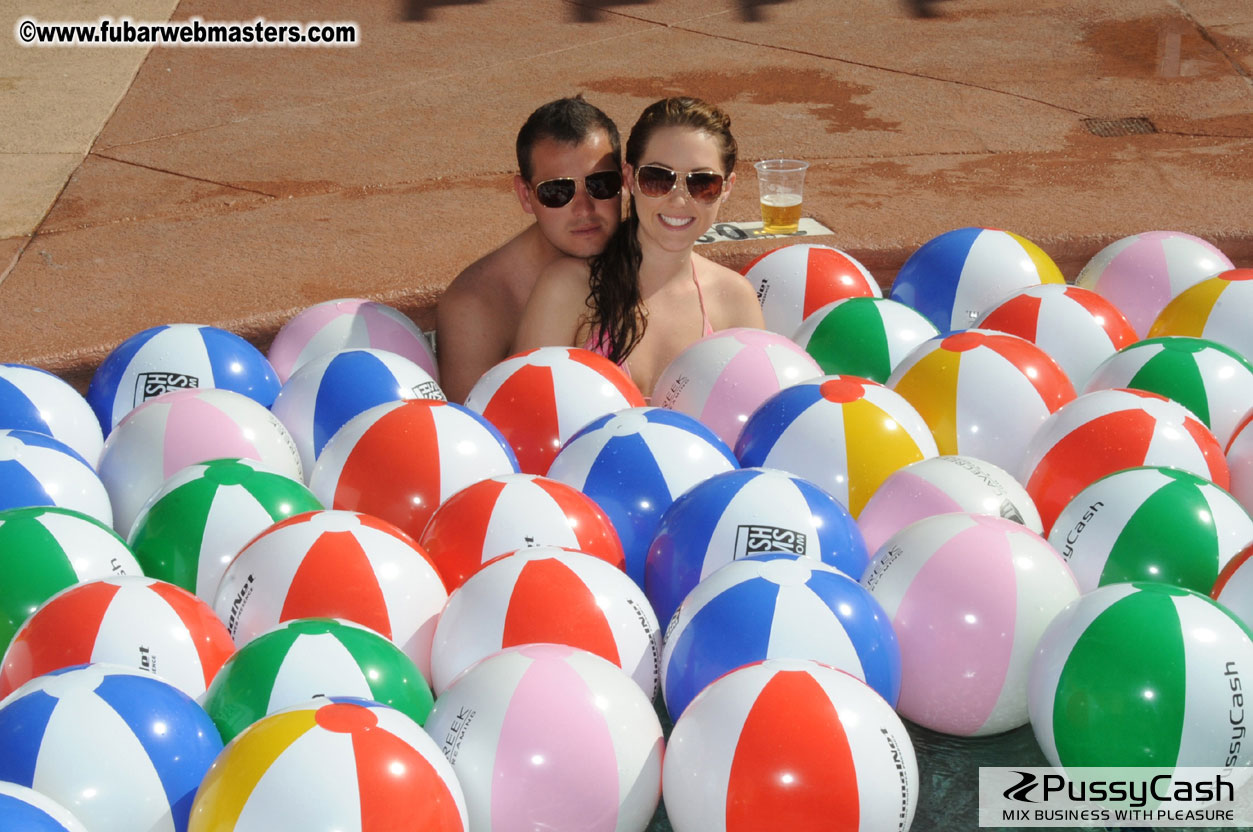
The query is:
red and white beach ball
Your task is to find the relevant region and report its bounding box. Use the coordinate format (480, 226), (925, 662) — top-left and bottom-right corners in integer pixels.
(862, 513), (1080, 736)
(735, 376), (938, 518)
(309, 399), (518, 542)
(424, 643), (664, 832)
(1229, 409), (1253, 515)
(189, 698), (467, 832)
(857, 455), (1042, 554)
(212, 510), (448, 682)
(267, 297), (439, 384)
(652, 328), (823, 450)
(0, 363), (104, 467)
(429, 548), (661, 697)
(1213, 542), (1253, 629)
(1076, 231), (1233, 338)
(888, 330), (1075, 473)
(662, 658), (918, 832)
(96, 388), (303, 536)
(740, 244), (882, 336)
(0, 429), (112, 526)
(792, 297), (939, 383)
(1018, 388), (1229, 534)
(1150, 269), (1253, 362)
(974, 283), (1138, 389)
(464, 346), (644, 475)
(419, 473), (624, 591)
(0, 576), (234, 700)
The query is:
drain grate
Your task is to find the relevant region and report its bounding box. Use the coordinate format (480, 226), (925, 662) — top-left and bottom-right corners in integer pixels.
(1082, 117), (1158, 137)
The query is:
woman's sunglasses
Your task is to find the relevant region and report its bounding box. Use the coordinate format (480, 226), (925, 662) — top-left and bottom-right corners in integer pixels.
(531, 170), (623, 209)
(634, 164), (726, 204)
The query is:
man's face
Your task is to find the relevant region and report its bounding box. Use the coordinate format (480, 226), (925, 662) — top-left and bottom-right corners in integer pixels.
(516, 132), (622, 259)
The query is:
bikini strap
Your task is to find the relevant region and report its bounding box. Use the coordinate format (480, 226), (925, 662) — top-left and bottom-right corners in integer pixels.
(691, 259), (714, 336)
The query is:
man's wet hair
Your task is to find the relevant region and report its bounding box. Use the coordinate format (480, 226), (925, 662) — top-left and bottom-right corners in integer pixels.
(516, 96), (621, 181)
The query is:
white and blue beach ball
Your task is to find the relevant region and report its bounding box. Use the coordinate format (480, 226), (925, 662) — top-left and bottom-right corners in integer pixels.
(87, 324), (280, 435)
(0, 782), (88, 832)
(0, 363), (103, 468)
(0, 429), (112, 527)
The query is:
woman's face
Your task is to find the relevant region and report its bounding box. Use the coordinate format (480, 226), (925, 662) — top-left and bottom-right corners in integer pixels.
(627, 126), (734, 252)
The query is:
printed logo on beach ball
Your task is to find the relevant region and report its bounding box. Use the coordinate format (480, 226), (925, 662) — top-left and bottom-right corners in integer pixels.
(0, 363), (104, 468)
(1150, 269), (1253, 363)
(740, 244), (882, 336)
(0, 429), (112, 527)
(793, 297), (938, 383)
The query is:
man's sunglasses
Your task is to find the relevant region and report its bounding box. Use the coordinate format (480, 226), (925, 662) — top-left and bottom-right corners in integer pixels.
(634, 164), (726, 204)
(531, 170), (623, 209)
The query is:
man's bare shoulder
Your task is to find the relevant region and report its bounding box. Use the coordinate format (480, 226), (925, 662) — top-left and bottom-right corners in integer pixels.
(445, 227), (549, 301)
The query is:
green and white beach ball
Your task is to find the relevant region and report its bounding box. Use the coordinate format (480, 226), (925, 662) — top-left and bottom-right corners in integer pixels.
(791, 297), (938, 384)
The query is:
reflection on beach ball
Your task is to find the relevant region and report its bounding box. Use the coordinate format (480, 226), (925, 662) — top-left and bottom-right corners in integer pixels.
(741, 244), (882, 336)
(87, 323), (280, 435)
(1229, 410), (1253, 515)
(1049, 466), (1253, 594)
(310, 399), (518, 541)
(267, 297), (439, 384)
(1084, 336), (1253, 446)
(1150, 269), (1253, 362)
(1029, 582), (1253, 769)
(430, 548), (660, 697)
(272, 348), (444, 478)
(857, 455), (1041, 554)
(189, 698), (466, 832)
(1018, 388), (1229, 535)
(424, 644), (663, 832)
(653, 328), (822, 450)
(662, 554), (899, 722)
(645, 467), (868, 628)
(1213, 542), (1253, 629)
(735, 376), (938, 518)
(0, 782), (89, 832)
(465, 346), (645, 476)
(0, 664), (223, 832)
(201, 618), (433, 743)
(0, 429), (112, 526)
(663, 658), (918, 832)
(0, 363), (103, 467)
(888, 227), (1064, 333)
(863, 513), (1079, 736)
(888, 330), (1075, 473)
(127, 457), (321, 602)
(212, 510), (447, 682)
(547, 407), (738, 587)
(974, 283), (1138, 389)
(793, 297), (938, 383)
(97, 388), (303, 536)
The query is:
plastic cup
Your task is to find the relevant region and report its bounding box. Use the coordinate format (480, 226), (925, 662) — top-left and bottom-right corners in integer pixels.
(754, 159), (808, 235)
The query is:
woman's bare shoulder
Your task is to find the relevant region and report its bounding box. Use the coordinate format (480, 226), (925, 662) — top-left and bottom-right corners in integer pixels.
(694, 254), (765, 329)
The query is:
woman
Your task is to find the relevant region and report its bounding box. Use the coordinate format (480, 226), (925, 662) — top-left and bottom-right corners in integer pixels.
(513, 97), (765, 400)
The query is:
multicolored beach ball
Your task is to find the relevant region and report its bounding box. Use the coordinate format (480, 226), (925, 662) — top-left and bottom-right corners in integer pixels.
(0, 429), (112, 526)
(740, 244), (882, 335)
(0, 782), (88, 832)
(1213, 542), (1253, 628)
(888, 227), (1064, 333)
(792, 297), (939, 383)
(0, 363), (103, 467)
(1229, 410), (1253, 515)
(1150, 269), (1253, 363)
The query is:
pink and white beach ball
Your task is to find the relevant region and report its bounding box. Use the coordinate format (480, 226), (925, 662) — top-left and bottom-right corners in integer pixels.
(740, 244), (881, 335)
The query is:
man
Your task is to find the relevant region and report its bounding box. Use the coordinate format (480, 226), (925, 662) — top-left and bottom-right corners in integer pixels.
(436, 97), (623, 403)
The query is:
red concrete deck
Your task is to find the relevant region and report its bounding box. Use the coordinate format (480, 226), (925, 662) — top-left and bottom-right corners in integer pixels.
(3, 0), (1252, 390)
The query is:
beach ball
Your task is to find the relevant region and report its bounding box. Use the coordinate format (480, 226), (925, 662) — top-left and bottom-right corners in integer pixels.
(1230, 409), (1253, 514)
(863, 512), (1080, 735)
(662, 554), (899, 721)
(1028, 582), (1253, 768)
(645, 467), (869, 627)
(0, 664), (223, 832)
(419, 473), (624, 591)
(888, 227), (1064, 333)
(464, 346), (645, 475)
(1150, 269), (1253, 362)
(1076, 231), (1233, 338)
(662, 658), (918, 832)
(0, 363), (103, 467)
(1084, 336), (1253, 446)
(740, 244), (882, 336)
(857, 455), (1042, 554)
(268, 298), (439, 384)
(272, 348), (444, 478)
(310, 399), (518, 541)
(0, 782), (88, 832)
(0, 429), (112, 526)
(213, 510), (447, 681)
(430, 548), (661, 697)
(792, 297), (938, 383)
(97, 388), (303, 536)
(974, 284), (1138, 389)
(189, 698), (466, 832)
(547, 407), (738, 586)
(1019, 388), (1229, 534)
(652, 328), (822, 450)
(201, 618), (433, 743)
(424, 643), (663, 832)
(1213, 542), (1253, 628)
(0, 506), (140, 656)
(0, 576), (234, 700)
(87, 323), (280, 435)
(735, 376), (938, 518)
